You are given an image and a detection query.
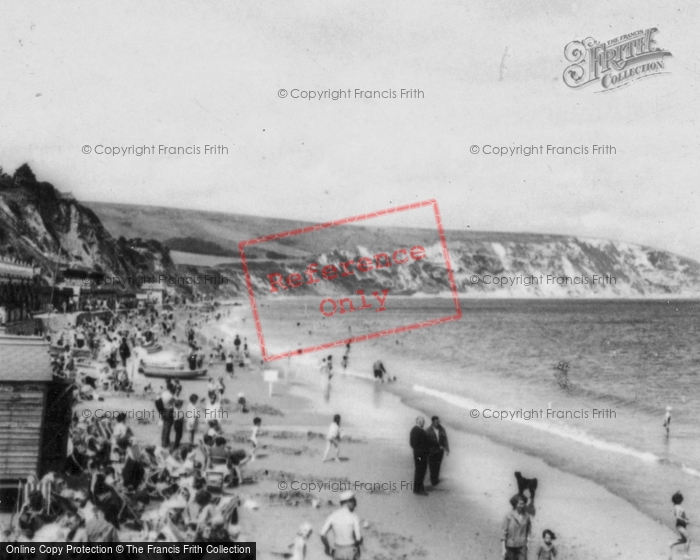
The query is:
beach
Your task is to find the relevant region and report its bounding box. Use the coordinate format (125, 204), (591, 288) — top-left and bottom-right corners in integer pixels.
(70, 299), (686, 559)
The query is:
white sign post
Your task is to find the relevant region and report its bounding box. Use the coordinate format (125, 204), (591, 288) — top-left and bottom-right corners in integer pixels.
(263, 369), (279, 397)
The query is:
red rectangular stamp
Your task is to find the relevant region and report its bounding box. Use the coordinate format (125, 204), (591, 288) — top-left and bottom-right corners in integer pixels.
(238, 199), (462, 362)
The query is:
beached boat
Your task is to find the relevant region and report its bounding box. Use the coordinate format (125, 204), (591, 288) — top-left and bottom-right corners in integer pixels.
(143, 343), (163, 354)
(138, 364), (208, 379)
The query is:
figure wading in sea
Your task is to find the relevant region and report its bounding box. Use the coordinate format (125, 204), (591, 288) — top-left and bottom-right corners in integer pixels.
(664, 406), (672, 438)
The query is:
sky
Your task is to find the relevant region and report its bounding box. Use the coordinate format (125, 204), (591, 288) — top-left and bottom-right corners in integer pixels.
(1, 0), (699, 259)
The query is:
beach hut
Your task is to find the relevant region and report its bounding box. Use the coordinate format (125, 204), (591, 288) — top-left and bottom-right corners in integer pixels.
(0, 335), (73, 510)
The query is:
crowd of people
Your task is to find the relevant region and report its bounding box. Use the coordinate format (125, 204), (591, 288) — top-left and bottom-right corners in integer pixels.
(4, 410), (246, 543)
(1, 301), (264, 546)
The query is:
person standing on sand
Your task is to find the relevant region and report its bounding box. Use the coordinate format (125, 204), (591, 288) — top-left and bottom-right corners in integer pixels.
(172, 399), (185, 450)
(186, 394), (200, 444)
(409, 417), (429, 495)
(426, 416), (449, 486)
(118, 337), (130, 368)
(320, 491), (362, 559)
(501, 494), (532, 560)
(664, 406), (672, 438)
(160, 383), (175, 449)
(226, 352), (234, 377)
(669, 491), (691, 559)
(323, 415), (342, 462)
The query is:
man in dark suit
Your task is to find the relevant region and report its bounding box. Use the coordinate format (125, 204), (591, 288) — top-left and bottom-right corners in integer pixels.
(426, 416), (449, 486)
(409, 416), (429, 495)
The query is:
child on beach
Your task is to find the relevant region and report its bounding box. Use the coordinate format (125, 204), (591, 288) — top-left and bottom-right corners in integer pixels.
(210, 390), (223, 416)
(207, 419), (222, 439)
(238, 393), (249, 414)
(226, 352), (234, 377)
(186, 394), (200, 444)
(290, 522), (313, 560)
(322, 415), (342, 462)
(536, 529), (557, 559)
(669, 491), (691, 559)
(249, 417), (262, 461)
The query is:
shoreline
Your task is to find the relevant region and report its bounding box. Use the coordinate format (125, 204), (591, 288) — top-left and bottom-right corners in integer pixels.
(254, 296), (700, 533)
(213, 302), (680, 558)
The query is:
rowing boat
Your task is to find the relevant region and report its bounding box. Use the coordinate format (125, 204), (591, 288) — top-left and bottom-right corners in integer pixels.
(138, 364), (208, 379)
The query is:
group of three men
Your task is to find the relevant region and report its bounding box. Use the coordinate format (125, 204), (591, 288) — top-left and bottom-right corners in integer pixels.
(410, 415), (450, 495)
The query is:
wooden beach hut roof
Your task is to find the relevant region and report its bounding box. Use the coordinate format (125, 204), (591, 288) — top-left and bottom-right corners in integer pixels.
(0, 335), (52, 382)
(0, 335), (53, 480)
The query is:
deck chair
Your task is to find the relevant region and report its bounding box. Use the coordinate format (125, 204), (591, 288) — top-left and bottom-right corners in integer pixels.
(217, 495), (240, 526)
(22, 473), (53, 516)
(201, 445), (227, 493)
(139, 448), (167, 492)
(95, 418), (113, 441)
(114, 489), (142, 526)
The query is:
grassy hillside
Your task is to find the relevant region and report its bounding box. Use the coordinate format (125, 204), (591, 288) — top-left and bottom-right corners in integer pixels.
(87, 201), (571, 258)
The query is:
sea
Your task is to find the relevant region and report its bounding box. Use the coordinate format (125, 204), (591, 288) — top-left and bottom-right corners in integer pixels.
(255, 297), (700, 528)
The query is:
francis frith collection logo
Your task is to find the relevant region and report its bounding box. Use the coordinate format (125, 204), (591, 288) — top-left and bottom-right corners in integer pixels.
(563, 28), (671, 92)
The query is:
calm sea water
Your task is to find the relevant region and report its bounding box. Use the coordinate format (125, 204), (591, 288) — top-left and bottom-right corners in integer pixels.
(260, 297), (700, 525)
(264, 298), (700, 413)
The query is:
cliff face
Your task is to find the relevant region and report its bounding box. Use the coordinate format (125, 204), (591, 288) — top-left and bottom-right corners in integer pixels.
(183, 236), (700, 299)
(448, 237), (700, 297)
(0, 165), (175, 285)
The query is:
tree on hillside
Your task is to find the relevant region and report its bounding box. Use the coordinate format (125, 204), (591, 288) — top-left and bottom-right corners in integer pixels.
(0, 167), (13, 189)
(13, 163), (37, 187)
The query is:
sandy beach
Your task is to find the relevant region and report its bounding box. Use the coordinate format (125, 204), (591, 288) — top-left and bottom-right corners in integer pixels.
(66, 301), (684, 560)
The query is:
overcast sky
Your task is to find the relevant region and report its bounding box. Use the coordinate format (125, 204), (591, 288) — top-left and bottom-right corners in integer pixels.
(1, 1), (698, 259)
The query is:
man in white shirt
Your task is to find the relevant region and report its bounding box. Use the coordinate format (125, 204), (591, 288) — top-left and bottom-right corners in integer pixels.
(320, 491), (362, 559)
